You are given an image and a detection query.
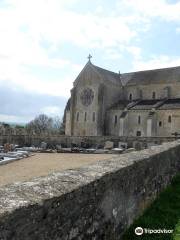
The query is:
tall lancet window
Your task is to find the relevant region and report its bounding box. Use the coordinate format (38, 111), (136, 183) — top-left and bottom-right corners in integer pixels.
(139, 90), (143, 99)
(84, 112), (87, 122)
(152, 92), (156, 99)
(114, 115), (118, 125)
(138, 115), (141, 124)
(92, 112), (96, 122)
(168, 115), (172, 123)
(76, 112), (79, 121)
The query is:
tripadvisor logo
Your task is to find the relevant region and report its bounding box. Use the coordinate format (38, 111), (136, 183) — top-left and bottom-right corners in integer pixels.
(135, 227), (173, 235)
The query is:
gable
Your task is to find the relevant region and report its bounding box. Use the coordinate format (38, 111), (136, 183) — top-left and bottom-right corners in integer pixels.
(73, 62), (102, 87)
(73, 62), (122, 88)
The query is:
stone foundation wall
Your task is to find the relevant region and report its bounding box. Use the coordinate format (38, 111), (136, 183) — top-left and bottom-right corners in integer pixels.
(0, 141), (180, 239)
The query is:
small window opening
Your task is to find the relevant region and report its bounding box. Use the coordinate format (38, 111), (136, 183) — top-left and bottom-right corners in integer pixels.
(129, 93), (132, 101)
(152, 92), (156, 99)
(76, 112), (79, 121)
(84, 112), (87, 122)
(139, 90), (143, 99)
(114, 115), (117, 125)
(168, 115), (171, 123)
(92, 112), (96, 122)
(136, 131), (141, 136)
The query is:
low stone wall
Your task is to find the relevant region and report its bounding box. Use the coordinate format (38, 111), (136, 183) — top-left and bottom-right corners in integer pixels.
(0, 141), (180, 239)
(0, 134), (177, 148)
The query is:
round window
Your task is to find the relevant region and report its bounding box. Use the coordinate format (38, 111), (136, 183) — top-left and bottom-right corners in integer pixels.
(80, 88), (94, 106)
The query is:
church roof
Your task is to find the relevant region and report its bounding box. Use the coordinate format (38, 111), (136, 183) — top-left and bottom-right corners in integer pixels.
(109, 98), (180, 111)
(109, 99), (159, 110)
(121, 66), (180, 86)
(91, 64), (121, 84)
(91, 63), (180, 86)
(130, 99), (159, 110)
(76, 60), (180, 87)
(158, 98), (180, 109)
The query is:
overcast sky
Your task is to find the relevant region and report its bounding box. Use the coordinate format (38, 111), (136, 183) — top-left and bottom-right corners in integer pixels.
(0, 0), (180, 123)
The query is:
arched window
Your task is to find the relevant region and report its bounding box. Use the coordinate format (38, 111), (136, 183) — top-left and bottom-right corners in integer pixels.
(92, 112), (96, 122)
(129, 93), (132, 101)
(76, 112), (79, 122)
(164, 86), (171, 98)
(84, 112), (87, 122)
(138, 115), (141, 124)
(114, 115), (117, 125)
(168, 115), (172, 123)
(152, 92), (156, 99)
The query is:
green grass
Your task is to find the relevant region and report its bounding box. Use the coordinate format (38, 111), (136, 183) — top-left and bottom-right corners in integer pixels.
(122, 173), (180, 240)
(174, 220), (180, 240)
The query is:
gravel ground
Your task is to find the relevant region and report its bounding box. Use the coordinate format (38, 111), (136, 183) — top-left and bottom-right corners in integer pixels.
(0, 153), (115, 186)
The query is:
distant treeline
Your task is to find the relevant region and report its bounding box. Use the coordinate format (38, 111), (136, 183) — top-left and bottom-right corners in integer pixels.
(0, 114), (65, 136)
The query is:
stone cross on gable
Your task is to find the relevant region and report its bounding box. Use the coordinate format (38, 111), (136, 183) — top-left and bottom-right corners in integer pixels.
(87, 54), (92, 62)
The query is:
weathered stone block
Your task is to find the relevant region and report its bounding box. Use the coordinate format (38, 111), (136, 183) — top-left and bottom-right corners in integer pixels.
(104, 141), (114, 149)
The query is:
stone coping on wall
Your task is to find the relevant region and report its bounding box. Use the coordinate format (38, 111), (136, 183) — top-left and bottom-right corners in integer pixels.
(0, 140), (180, 218)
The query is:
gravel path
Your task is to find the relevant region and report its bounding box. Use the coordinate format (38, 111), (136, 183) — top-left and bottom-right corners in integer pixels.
(0, 153), (115, 186)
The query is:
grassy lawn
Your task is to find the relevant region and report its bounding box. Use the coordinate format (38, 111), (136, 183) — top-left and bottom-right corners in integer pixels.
(122, 173), (180, 240)
(174, 220), (180, 240)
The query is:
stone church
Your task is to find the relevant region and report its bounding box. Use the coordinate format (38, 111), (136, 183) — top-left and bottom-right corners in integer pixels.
(65, 56), (180, 137)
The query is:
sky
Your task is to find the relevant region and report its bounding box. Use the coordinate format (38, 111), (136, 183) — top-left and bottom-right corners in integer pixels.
(1, 0), (180, 123)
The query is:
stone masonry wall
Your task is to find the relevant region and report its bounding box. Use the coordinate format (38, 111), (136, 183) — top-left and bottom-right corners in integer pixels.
(0, 134), (177, 148)
(0, 141), (180, 239)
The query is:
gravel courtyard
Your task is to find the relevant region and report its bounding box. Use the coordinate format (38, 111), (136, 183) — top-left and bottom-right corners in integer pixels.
(0, 153), (115, 186)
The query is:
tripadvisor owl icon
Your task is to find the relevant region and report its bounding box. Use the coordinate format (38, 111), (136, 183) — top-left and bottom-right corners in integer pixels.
(135, 227), (143, 235)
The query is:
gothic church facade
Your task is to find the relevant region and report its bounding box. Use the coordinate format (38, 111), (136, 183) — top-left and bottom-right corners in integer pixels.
(65, 59), (180, 137)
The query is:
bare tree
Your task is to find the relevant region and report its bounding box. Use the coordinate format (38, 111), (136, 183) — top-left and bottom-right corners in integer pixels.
(26, 114), (65, 135)
(26, 121), (36, 135)
(52, 116), (62, 134)
(26, 114), (53, 135)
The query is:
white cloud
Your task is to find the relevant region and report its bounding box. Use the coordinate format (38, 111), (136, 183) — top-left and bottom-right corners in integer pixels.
(0, 70), (75, 98)
(1, 0), (137, 50)
(0, 114), (31, 123)
(127, 46), (142, 60)
(41, 106), (63, 116)
(0, 0), (140, 98)
(132, 55), (180, 71)
(120, 0), (180, 22)
(0, 52), (76, 98)
(0, 20), (83, 98)
(24, 9), (136, 49)
(176, 27), (180, 33)
(0, 0), (179, 101)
